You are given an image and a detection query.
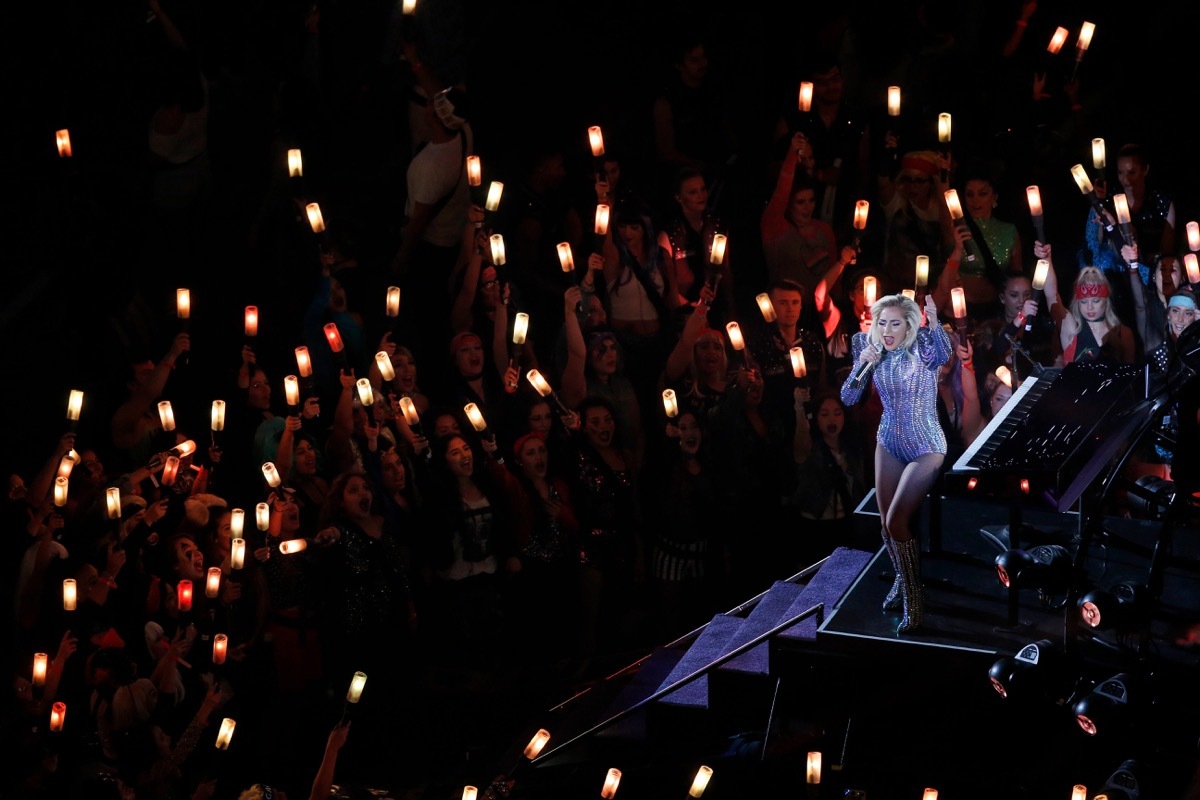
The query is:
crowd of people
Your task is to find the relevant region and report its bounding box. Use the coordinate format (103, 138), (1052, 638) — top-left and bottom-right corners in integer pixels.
(8, 2), (1200, 799)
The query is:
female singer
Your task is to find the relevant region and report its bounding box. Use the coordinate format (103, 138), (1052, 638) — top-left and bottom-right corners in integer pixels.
(841, 293), (951, 633)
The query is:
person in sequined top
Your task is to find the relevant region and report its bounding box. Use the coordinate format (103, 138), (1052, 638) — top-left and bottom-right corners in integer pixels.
(841, 293), (951, 633)
(568, 395), (640, 668)
(507, 430), (580, 669)
(313, 471), (415, 684)
(843, 294), (953, 462)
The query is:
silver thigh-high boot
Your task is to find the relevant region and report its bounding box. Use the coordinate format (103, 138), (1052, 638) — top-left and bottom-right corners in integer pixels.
(895, 538), (924, 633)
(882, 533), (902, 612)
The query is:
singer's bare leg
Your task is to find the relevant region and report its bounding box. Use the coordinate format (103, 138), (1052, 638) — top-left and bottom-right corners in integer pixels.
(875, 445), (942, 632)
(875, 446), (942, 543)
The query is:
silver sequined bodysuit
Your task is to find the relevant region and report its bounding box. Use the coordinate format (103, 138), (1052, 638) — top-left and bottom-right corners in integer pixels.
(841, 326), (953, 463)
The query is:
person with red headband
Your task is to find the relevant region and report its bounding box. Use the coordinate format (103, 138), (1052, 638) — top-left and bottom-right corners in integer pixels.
(1060, 266), (1135, 364)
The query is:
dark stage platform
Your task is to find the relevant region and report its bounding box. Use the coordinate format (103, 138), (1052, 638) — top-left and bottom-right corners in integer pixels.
(819, 490), (1200, 668)
(515, 492), (1200, 800)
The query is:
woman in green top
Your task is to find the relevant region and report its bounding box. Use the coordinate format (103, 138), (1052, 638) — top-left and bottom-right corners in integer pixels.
(938, 164), (1024, 320)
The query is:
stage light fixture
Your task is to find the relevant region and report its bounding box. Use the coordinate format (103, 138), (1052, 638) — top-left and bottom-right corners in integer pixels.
(1126, 474), (1175, 521)
(1098, 758), (1144, 800)
(987, 639), (1062, 701)
(1077, 582), (1147, 631)
(995, 544), (1073, 602)
(1072, 673), (1139, 737)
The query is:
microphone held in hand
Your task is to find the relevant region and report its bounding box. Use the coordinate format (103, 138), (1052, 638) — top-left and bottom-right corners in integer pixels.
(850, 343), (883, 388)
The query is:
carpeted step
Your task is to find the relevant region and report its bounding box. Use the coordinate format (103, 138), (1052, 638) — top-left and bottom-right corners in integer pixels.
(720, 580), (807, 674)
(594, 647), (686, 743)
(646, 613), (744, 742)
(776, 546), (874, 644)
(652, 613), (744, 709)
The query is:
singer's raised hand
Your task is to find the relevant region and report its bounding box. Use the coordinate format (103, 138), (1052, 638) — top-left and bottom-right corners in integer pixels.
(924, 293), (939, 326)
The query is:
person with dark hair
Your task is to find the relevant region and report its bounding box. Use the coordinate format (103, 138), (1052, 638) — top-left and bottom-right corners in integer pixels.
(933, 161), (1024, 321)
(275, 416), (329, 533)
(1084, 142), (1179, 356)
(591, 142), (651, 220)
(312, 471), (416, 673)
(418, 431), (519, 686)
(935, 328), (984, 462)
(761, 131), (858, 295)
(748, 278), (830, 443)
(311, 470), (416, 782)
(657, 167), (737, 332)
(449, 232), (536, 406)
(492, 140), (585, 354)
(506, 430), (580, 671)
(441, 329), (516, 444)
(567, 395), (641, 670)
(588, 198), (673, 395)
(650, 32), (738, 205)
(562, 283), (646, 469)
(787, 389), (867, 566)
(390, 41), (475, 366)
(301, 259), (370, 401)
(969, 268), (1064, 381)
(662, 285), (740, 436)
(109, 332), (191, 472)
(772, 55), (871, 243)
(842, 293), (951, 633)
(644, 408), (722, 636)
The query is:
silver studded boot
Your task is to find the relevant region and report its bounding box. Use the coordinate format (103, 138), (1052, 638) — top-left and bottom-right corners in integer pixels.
(895, 538), (924, 633)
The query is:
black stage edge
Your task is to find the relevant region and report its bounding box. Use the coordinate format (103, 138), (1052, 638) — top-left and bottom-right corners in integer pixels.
(521, 491), (1200, 800)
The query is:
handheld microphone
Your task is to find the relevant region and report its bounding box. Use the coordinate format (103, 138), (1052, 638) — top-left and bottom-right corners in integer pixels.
(850, 343), (883, 388)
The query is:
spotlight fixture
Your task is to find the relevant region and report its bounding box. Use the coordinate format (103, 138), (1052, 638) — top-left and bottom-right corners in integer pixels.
(995, 544), (1073, 605)
(1098, 758), (1145, 800)
(1077, 582), (1148, 631)
(1072, 673), (1140, 737)
(987, 639), (1063, 701)
(1125, 474), (1175, 521)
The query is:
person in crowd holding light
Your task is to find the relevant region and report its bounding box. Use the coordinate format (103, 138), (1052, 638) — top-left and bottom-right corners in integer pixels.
(842, 293), (951, 633)
(658, 167), (736, 331)
(934, 164), (1023, 321)
(761, 132), (858, 299)
(1084, 142), (1177, 355)
(875, 149), (954, 296)
(1059, 266), (1136, 365)
(788, 390), (868, 566)
(748, 278), (829, 443)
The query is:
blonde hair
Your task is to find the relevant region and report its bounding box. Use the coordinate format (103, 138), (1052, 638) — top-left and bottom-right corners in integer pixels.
(1069, 266), (1120, 329)
(868, 294), (921, 355)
